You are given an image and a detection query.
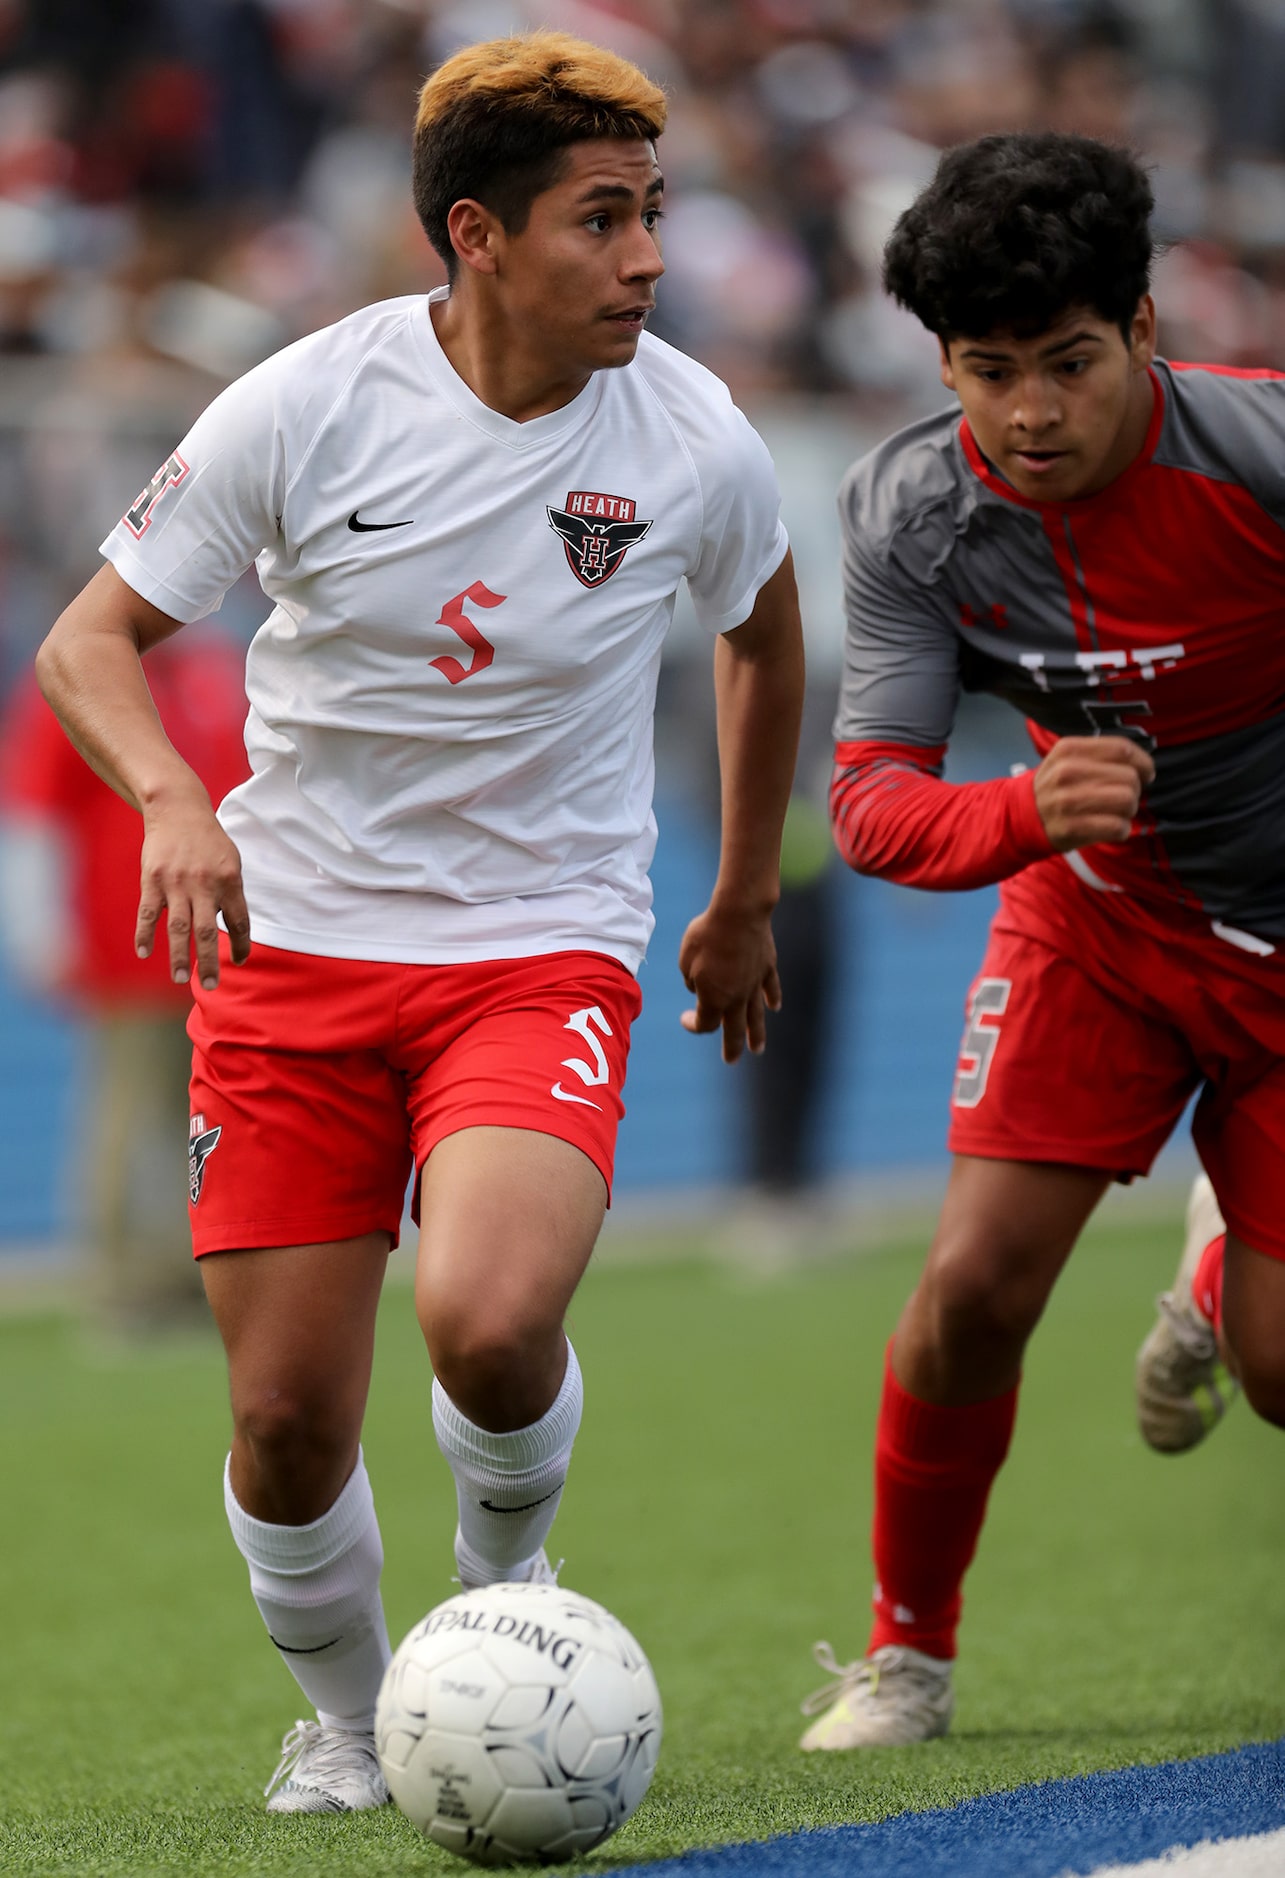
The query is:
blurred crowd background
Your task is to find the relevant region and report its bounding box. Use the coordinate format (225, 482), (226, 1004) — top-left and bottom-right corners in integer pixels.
(0, 0), (1242, 1273)
(0, 0), (1281, 677)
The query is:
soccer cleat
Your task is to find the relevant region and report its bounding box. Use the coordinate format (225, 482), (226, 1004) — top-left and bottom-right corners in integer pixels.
(1135, 1175), (1239, 1454)
(798, 1641), (954, 1750)
(522, 1549), (560, 1586)
(456, 1544), (561, 1593)
(264, 1719), (390, 1813)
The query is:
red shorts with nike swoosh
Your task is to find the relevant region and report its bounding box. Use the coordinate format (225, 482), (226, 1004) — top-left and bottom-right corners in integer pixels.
(186, 942), (642, 1256)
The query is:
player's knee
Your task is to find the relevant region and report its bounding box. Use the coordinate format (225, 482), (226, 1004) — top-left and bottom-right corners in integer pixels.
(426, 1301), (559, 1425)
(430, 1320), (532, 1398)
(921, 1243), (1043, 1351)
(233, 1384), (354, 1479)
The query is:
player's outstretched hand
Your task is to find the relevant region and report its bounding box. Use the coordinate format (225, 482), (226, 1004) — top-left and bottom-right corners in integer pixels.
(135, 780), (250, 991)
(1033, 735), (1155, 852)
(677, 902), (781, 1064)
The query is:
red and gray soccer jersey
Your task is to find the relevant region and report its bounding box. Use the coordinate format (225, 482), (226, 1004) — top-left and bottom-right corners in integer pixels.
(831, 360), (1285, 946)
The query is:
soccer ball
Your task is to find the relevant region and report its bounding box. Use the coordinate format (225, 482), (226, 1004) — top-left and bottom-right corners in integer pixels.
(375, 1580), (662, 1865)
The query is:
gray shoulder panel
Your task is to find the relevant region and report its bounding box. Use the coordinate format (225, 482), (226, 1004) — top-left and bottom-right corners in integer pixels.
(838, 404), (978, 586)
(1152, 360), (1285, 529)
(836, 406), (981, 750)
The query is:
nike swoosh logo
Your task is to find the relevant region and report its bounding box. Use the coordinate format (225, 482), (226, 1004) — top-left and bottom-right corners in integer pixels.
(551, 1082), (602, 1110)
(478, 1487), (562, 1514)
(269, 1634), (344, 1654)
(348, 510), (414, 532)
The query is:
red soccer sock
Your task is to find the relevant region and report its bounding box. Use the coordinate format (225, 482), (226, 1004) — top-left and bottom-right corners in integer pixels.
(867, 1345), (1018, 1661)
(1191, 1232), (1226, 1333)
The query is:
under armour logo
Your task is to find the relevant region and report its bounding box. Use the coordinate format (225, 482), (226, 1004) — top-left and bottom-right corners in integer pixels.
(959, 602), (1009, 631)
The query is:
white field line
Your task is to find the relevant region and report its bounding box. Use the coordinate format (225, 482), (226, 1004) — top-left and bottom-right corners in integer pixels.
(1081, 1826), (1285, 1877)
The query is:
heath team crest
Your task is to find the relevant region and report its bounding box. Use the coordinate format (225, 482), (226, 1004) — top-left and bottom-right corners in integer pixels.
(547, 490), (652, 588)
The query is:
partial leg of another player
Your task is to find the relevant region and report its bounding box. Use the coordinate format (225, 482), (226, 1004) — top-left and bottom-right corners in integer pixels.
(415, 1124), (607, 1594)
(1137, 1082), (1285, 1450)
(1220, 1232), (1285, 1426)
(801, 1155), (1110, 1751)
(1135, 1175), (1238, 1452)
(201, 1233), (395, 1812)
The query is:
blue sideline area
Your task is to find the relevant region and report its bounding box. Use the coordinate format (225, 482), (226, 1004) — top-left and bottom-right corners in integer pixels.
(615, 802), (997, 1194)
(605, 1740), (1285, 1878)
(0, 953), (81, 1241)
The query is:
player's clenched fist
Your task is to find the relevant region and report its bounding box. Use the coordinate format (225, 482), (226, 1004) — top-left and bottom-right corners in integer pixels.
(1033, 734), (1155, 851)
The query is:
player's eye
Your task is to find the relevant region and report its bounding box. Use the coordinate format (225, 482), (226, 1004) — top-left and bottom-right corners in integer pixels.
(585, 213), (611, 233)
(643, 207), (664, 231)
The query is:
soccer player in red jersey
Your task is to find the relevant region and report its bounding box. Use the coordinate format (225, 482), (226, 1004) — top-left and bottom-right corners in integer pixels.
(35, 34), (805, 1809)
(801, 132), (1285, 1750)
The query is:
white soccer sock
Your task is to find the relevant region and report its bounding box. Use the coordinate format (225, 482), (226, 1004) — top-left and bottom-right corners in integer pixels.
(224, 1449), (391, 1733)
(432, 1341), (582, 1586)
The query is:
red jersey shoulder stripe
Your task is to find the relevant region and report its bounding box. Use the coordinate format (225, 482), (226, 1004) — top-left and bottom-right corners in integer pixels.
(1167, 360), (1285, 380)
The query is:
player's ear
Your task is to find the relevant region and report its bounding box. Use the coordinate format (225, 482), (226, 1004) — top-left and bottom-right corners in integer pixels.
(447, 198), (502, 278)
(1128, 293), (1157, 371)
(938, 338), (956, 391)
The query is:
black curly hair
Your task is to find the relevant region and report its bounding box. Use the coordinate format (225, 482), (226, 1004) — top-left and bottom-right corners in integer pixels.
(882, 133), (1153, 343)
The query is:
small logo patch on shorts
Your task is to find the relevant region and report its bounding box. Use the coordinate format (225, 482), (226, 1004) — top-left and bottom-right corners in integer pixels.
(188, 1112), (222, 1205)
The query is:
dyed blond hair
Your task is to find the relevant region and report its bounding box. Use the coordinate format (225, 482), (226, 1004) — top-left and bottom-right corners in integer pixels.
(412, 32), (668, 273)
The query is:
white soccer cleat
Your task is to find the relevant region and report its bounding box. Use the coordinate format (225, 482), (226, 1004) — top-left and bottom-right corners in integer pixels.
(1136, 1175), (1240, 1454)
(455, 1542), (561, 1593)
(264, 1719), (391, 1813)
(522, 1549), (560, 1586)
(798, 1641), (954, 1750)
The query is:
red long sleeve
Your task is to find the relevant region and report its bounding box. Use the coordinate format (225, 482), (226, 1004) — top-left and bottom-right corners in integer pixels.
(830, 739), (1055, 891)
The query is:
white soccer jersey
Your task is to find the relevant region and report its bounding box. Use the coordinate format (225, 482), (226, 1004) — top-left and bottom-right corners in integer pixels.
(102, 291), (788, 971)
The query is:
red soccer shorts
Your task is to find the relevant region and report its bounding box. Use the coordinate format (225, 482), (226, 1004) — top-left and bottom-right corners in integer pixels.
(947, 855), (1285, 1259)
(186, 943), (642, 1256)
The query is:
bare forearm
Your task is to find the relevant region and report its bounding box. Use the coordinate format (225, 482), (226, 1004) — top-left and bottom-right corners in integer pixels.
(38, 633), (207, 816)
(674, 550), (804, 1062)
(35, 563), (249, 987)
(711, 615), (805, 912)
(36, 567), (207, 816)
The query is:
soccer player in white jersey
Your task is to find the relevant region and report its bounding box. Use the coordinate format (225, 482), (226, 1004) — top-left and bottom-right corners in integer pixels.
(35, 33), (804, 1814)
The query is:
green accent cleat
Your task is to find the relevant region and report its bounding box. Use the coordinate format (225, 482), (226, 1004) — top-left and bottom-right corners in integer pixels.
(799, 1642), (953, 1750)
(1135, 1175), (1239, 1454)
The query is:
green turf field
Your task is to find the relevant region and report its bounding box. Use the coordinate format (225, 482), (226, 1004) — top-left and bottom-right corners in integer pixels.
(2, 1201), (1282, 1876)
